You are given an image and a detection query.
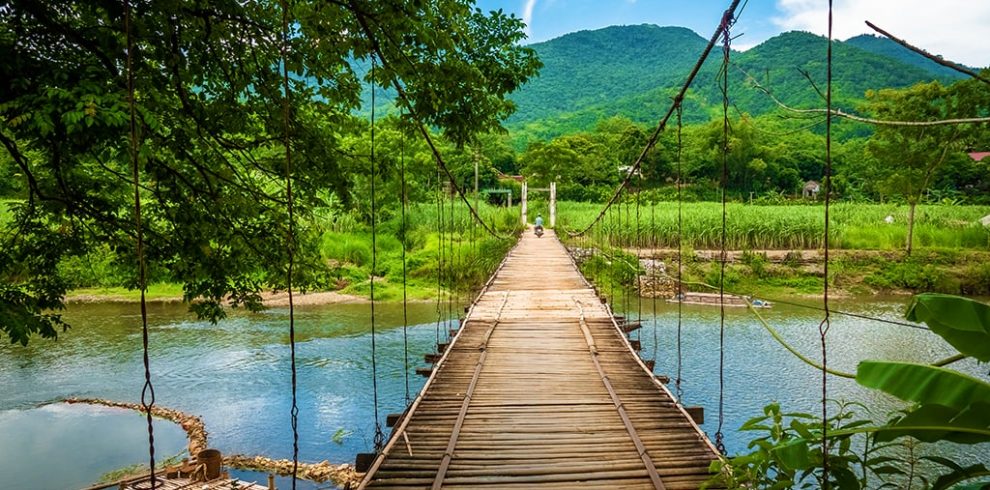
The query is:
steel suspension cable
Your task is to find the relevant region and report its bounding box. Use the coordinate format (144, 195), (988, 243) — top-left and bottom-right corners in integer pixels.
(715, 7), (734, 455)
(369, 56), (385, 453)
(435, 163), (444, 349)
(650, 180), (658, 365)
(623, 197), (630, 320)
(348, 14), (511, 241)
(675, 105), (684, 402)
(124, 2), (156, 485)
(447, 186), (455, 341)
(567, 0), (743, 237)
(820, 0), (835, 485)
(400, 110), (410, 405)
(635, 184), (643, 343)
(279, 1), (300, 484)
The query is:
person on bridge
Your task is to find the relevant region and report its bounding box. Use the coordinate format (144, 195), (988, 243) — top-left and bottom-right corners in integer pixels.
(534, 213), (544, 237)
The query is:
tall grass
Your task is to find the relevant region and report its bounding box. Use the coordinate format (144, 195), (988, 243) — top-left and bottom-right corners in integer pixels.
(317, 199), (522, 299)
(557, 201), (990, 251)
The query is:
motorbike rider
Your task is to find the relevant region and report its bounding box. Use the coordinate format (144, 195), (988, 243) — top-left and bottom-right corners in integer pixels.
(534, 213), (544, 236)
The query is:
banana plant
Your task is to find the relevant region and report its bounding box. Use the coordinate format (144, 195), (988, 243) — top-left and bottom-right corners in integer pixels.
(710, 294), (990, 489)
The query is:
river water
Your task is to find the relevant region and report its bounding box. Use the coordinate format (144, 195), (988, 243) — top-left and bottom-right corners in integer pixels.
(1, 297), (987, 489)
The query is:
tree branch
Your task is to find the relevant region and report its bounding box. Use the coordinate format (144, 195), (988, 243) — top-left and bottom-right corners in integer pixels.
(736, 65), (990, 127)
(866, 21), (990, 88)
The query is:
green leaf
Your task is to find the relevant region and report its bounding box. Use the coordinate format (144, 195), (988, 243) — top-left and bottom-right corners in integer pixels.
(789, 419), (814, 439)
(930, 463), (990, 490)
(772, 438), (812, 471)
(856, 361), (990, 409)
(906, 293), (990, 362)
(873, 403), (990, 444)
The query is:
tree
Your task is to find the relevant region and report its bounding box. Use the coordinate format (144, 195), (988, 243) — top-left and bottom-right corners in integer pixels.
(0, 0), (540, 345)
(864, 81), (969, 255)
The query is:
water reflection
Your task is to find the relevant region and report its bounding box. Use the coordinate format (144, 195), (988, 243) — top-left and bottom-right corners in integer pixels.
(0, 404), (187, 490)
(622, 296), (989, 463)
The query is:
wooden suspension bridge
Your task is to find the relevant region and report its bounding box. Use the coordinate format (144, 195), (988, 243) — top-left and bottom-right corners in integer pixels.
(359, 229), (721, 489)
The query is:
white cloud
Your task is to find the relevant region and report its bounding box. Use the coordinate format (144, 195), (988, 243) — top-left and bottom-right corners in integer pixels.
(522, 0), (537, 36)
(773, 0), (990, 67)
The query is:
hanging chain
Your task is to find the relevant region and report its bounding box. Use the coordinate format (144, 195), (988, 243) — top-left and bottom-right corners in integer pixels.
(820, 0), (835, 485)
(635, 182), (642, 343)
(675, 104), (684, 402)
(435, 162), (444, 348)
(279, 2), (300, 484)
(650, 174), (658, 365)
(400, 109), (411, 406)
(124, 2), (157, 485)
(369, 56), (386, 452)
(715, 7), (734, 456)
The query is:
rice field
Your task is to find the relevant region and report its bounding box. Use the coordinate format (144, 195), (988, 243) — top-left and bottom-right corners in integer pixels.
(555, 201), (990, 251)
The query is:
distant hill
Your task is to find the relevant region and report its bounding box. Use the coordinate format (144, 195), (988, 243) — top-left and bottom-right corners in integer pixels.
(844, 34), (969, 82)
(504, 26), (968, 142)
(506, 25), (709, 127)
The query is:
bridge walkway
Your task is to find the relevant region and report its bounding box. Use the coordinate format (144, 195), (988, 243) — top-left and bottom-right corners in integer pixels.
(359, 229), (720, 489)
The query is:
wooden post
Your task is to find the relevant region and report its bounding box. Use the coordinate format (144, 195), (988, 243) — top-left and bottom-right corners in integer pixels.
(549, 181), (556, 228)
(520, 181), (528, 225)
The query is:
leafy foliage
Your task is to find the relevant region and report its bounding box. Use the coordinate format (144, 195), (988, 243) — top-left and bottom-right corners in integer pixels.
(707, 402), (895, 489)
(906, 294), (990, 362)
(712, 294), (990, 489)
(0, 0), (539, 344)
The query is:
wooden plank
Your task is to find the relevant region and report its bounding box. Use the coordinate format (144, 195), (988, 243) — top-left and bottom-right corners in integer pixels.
(360, 230), (721, 489)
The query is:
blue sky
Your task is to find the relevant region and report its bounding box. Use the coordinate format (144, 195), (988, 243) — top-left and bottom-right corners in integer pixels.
(473, 0), (990, 67)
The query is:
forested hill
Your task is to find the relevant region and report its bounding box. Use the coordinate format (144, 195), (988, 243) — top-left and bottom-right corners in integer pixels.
(845, 34), (971, 81)
(507, 25), (967, 141)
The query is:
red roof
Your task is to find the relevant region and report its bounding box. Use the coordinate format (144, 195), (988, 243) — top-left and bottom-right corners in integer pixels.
(968, 151), (990, 161)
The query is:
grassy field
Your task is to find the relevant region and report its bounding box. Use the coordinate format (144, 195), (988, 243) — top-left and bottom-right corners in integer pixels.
(556, 201), (990, 251)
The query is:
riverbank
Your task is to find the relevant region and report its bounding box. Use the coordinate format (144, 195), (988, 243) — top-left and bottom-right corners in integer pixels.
(62, 398), (361, 488)
(66, 286), (373, 306)
(575, 246), (990, 300)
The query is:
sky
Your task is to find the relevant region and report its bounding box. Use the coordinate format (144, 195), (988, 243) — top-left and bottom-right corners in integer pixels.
(473, 0), (990, 67)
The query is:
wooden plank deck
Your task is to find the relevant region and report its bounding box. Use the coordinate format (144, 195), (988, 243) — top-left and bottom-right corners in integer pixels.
(360, 230), (721, 489)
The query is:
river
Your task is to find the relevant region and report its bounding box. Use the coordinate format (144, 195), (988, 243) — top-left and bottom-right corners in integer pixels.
(0, 297), (987, 489)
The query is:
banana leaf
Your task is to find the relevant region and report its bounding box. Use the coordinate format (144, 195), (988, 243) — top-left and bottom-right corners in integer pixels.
(856, 361), (990, 410)
(872, 402), (990, 444)
(906, 293), (990, 362)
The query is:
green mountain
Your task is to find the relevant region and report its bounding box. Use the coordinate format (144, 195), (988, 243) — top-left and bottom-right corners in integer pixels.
(845, 34), (969, 82)
(506, 26), (966, 142)
(506, 25), (709, 126)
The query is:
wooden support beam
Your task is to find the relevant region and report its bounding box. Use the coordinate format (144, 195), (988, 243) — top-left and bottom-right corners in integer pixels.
(685, 406), (705, 425)
(629, 340), (641, 351)
(424, 353), (442, 364)
(644, 360), (655, 371)
(415, 367), (432, 377)
(448, 329), (458, 338)
(656, 374), (669, 384)
(385, 413), (404, 428)
(622, 321), (642, 333)
(437, 342), (449, 353)
(355, 453), (376, 473)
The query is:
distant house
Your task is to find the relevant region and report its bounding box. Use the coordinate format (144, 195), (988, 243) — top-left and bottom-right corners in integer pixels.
(968, 151), (990, 162)
(802, 180), (820, 200)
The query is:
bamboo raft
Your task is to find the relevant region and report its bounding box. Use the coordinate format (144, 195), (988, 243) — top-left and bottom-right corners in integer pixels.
(360, 230), (721, 489)
(673, 292), (772, 308)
